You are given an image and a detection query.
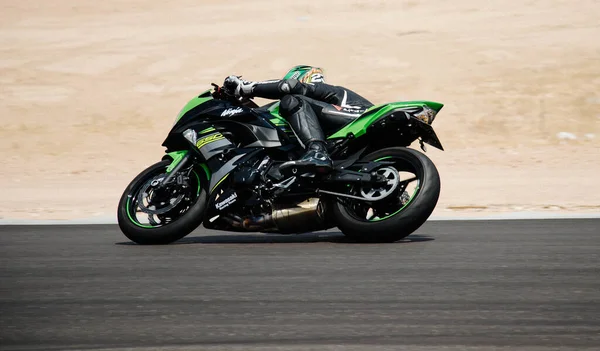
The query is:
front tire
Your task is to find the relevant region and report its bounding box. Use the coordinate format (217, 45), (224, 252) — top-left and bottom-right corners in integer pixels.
(333, 147), (441, 242)
(117, 160), (208, 245)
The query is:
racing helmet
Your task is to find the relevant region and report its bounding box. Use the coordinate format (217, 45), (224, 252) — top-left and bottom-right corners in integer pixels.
(283, 65), (325, 83)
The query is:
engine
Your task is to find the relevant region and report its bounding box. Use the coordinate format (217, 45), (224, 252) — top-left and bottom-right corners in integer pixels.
(206, 155), (330, 234)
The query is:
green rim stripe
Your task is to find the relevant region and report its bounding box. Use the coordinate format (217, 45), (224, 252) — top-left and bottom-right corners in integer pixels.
(371, 184), (420, 222)
(126, 197), (154, 229)
(127, 169), (203, 229)
(369, 156), (420, 222)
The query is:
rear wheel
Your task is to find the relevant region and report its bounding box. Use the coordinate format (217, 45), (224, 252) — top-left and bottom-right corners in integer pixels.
(117, 160), (208, 245)
(333, 147), (440, 242)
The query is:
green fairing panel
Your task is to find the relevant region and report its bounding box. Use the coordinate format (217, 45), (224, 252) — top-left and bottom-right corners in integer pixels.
(328, 100), (444, 139)
(174, 90), (213, 123)
(267, 102), (289, 126)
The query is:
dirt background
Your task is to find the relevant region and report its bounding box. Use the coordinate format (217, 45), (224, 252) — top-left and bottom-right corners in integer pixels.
(1, 0), (599, 220)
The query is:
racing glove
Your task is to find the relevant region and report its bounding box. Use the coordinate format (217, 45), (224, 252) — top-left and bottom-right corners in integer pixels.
(223, 75), (256, 98)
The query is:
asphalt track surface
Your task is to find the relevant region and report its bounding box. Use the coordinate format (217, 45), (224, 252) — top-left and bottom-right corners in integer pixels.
(1, 219), (599, 351)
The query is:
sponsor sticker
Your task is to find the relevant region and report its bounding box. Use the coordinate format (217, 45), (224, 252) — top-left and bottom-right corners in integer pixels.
(215, 192), (237, 210)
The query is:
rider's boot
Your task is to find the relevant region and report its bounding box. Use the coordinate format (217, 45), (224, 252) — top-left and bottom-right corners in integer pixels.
(279, 95), (333, 173)
(280, 141), (333, 173)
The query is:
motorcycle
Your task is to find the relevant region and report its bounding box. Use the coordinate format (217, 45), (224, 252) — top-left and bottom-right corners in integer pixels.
(117, 82), (444, 244)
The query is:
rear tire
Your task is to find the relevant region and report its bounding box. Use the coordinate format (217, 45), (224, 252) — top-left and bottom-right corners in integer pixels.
(117, 160), (208, 245)
(333, 147), (440, 242)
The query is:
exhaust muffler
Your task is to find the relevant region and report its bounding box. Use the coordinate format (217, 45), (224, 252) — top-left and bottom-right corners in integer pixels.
(227, 198), (326, 233)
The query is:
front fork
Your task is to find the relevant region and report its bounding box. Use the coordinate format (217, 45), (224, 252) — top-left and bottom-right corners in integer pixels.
(161, 150), (212, 186)
(161, 152), (191, 186)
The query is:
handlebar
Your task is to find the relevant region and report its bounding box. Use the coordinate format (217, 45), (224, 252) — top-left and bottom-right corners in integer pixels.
(210, 83), (259, 108)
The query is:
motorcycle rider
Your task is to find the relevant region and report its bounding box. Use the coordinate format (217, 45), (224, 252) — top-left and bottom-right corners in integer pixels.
(222, 65), (374, 173)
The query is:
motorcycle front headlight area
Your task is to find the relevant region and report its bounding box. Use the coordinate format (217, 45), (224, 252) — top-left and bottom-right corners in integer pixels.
(183, 129), (197, 144)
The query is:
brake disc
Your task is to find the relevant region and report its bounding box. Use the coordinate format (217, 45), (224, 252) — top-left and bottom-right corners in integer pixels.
(137, 174), (185, 215)
(359, 166), (400, 201)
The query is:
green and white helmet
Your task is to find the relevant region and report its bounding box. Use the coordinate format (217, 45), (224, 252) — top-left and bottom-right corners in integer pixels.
(283, 65), (325, 83)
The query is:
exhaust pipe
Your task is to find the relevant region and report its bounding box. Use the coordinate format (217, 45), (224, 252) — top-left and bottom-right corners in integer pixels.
(226, 198), (326, 233)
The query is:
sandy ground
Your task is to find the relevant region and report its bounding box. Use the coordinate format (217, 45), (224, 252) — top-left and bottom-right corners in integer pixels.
(1, 0), (599, 221)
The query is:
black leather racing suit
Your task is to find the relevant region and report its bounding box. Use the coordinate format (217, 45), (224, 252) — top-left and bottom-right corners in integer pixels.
(250, 79), (374, 147)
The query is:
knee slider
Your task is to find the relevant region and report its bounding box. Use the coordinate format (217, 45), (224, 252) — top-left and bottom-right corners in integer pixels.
(280, 94), (302, 115)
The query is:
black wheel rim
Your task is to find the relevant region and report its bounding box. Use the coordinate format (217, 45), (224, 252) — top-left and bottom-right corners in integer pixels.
(126, 167), (202, 229)
(344, 155), (423, 222)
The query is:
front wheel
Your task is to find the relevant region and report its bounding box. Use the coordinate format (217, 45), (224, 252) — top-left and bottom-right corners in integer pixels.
(333, 147), (441, 242)
(117, 160), (208, 245)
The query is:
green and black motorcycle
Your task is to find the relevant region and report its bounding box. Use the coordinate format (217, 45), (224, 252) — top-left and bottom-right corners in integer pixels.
(117, 79), (444, 244)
